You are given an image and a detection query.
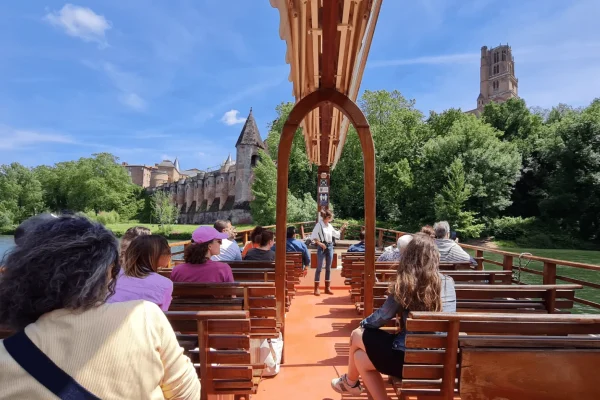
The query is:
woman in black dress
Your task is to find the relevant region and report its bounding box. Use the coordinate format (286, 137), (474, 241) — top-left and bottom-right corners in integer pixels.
(330, 233), (457, 399)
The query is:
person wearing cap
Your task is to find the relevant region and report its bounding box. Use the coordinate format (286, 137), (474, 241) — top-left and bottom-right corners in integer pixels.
(171, 226), (234, 283)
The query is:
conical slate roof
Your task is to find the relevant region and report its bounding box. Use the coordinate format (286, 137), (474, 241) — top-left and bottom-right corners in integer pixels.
(235, 108), (265, 149)
(174, 157), (181, 172)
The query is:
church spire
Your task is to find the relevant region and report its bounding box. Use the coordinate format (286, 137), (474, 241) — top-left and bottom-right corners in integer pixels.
(235, 107), (265, 149)
(174, 157), (181, 172)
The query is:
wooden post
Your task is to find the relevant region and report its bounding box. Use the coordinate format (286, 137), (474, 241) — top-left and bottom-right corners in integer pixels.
(502, 255), (514, 271)
(543, 262), (557, 285)
(242, 231), (249, 244)
(299, 224), (305, 239)
(476, 249), (484, 270)
(377, 229), (384, 249)
(442, 320), (460, 400)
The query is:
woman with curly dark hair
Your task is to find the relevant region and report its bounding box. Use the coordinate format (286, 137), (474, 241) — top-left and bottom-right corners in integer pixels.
(330, 233), (456, 399)
(0, 215), (199, 399)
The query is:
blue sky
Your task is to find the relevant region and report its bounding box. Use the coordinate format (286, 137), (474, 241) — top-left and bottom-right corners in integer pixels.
(1, 0), (599, 170)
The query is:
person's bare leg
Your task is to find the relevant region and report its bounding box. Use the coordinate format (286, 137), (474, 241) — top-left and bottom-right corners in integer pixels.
(346, 328), (365, 381)
(354, 350), (391, 400)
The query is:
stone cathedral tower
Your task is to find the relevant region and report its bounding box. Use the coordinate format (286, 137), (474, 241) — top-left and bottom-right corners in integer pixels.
(234, 108), (265, 205)
(474, 44), (518, 114)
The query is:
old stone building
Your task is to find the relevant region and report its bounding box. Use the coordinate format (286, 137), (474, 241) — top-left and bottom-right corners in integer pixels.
(467, 44), (518, 115)
(123, 109), (265, 224)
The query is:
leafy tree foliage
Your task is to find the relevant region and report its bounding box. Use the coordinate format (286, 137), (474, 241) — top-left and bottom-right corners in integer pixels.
(434, 159), (484, 238)
(250, 150), (317, 226)
(152, 190), (179, 230)
(34, 153), (142, 217)
(0, 163), (44, 225)
(265, 102), (317, 198)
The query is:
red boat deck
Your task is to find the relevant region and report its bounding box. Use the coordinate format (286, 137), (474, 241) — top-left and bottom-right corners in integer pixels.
(253, 268), (395, 400)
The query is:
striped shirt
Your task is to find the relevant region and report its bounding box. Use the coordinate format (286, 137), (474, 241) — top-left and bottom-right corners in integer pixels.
(435, 239), (473, 264)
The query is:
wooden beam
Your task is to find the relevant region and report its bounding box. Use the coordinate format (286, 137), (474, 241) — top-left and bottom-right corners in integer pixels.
(321, 0), (339, 89)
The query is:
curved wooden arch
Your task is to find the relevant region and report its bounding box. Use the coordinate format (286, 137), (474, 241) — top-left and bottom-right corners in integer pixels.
(275, 88), (377, 347)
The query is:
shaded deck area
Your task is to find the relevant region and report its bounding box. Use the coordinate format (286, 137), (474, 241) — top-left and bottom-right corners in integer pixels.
(254, 268), (394, 400)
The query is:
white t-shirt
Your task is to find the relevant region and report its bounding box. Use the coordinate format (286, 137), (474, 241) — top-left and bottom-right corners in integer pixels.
(211, 238), (242, 261)
(310, 221), (341, 244)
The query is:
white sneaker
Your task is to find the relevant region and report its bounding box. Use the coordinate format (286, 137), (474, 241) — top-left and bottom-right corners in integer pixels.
(331, 374), (363, 395)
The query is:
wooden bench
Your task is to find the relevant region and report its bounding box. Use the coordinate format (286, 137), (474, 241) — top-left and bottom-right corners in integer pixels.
(166, 310), (260, 400)
(360, 283), (581, 315)
(170, 282), (279, 339)
(392, 312), (600, 400)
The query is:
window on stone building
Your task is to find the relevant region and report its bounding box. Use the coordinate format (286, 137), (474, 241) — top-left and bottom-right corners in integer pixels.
(251, 155), (259, 167)
(502, 50), (506, 61)
(494, 52), (499, 63)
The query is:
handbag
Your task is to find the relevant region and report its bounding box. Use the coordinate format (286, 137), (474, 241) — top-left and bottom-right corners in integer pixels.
(4, 331), (100, 399)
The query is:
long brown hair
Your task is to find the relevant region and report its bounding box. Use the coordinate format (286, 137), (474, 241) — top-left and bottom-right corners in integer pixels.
(123, 235), (171, 278)
(389, 233), (442, 311)
(184, 241), (211, 264)
(120, 226), (151, 264)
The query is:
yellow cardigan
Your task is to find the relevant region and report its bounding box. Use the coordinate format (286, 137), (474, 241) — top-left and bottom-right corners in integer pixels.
(0, 301), (200, 399)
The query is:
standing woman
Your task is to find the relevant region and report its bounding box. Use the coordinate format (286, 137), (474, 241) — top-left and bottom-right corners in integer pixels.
(310, 210), (347, 296)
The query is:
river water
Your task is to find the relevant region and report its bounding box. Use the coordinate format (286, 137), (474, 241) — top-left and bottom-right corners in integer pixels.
(0, 236), (14, 259)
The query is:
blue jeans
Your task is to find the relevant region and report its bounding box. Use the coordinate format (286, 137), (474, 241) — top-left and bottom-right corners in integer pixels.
(315, 243), (334, 282)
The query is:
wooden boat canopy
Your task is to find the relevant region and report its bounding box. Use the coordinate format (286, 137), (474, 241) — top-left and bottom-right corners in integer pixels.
(270, 0), (382, 167)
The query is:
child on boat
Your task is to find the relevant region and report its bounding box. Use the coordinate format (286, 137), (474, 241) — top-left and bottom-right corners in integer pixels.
(331, 233), (456, 400)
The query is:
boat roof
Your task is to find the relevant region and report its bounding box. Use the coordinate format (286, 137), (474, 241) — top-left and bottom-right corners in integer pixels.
(270, 0), (382, 167)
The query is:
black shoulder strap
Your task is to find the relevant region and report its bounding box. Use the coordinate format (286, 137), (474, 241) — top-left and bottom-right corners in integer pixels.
(4, 331), (100, 400)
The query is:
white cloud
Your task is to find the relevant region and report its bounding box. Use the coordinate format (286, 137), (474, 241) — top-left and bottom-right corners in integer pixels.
(0, 127), (75, 150)
(120, 93), (146, 111)
(368, 53), (478, 68)
(45, 4), (111, 47)
(220, 109), (246, 125)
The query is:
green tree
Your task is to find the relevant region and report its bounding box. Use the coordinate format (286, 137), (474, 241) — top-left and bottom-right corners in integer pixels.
(152, 190), (179, 229)
(0, 163), (44, 224)
(250, 150), (278, 225)
(434, 159), (484, 238)
(250, 150), (317, 225)
(264, 102), (317, 198)
(537, 99), (600, 240)
(34, 153), (142, 218)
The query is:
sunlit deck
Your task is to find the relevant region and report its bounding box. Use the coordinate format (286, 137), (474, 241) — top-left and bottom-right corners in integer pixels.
(254, 268), (391, 400)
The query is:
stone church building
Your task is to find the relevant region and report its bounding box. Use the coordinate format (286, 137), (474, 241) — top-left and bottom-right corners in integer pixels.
(467, 44), (518, 115)
(123, 109), (265, 224)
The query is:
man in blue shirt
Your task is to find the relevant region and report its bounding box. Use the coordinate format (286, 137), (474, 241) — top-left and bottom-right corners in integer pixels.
(347, 231), (365, 252)
(272, 226), (311, 271)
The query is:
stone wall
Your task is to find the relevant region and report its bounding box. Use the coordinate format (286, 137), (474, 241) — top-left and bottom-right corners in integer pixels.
(179, 208), (252, 225)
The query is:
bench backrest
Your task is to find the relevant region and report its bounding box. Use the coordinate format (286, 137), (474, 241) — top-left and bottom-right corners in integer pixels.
(166, 310), (257, 400)
(171, 282), (278, 338)
(402, 312), (600, 400)
(369, 283), (580, 313)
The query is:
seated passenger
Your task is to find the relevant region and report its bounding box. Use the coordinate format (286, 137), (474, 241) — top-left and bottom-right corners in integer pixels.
(347, 230), (366, 252)
(107, 235), (173, 311)
(331, 233), (456, 399)
(241, 225), (264, 257)
(13, 213), (58, 246)
(244, 230), (275, 261)
(272, 226), (311, 271)
(377, 235), (413, 262)
(0, 215), (199, 399)
(172, 226), (234, 283)
(119, 226), (151, 265)
(433, 221), (475, 265)
(211, 220), (242, 262)
(420, 224), (435, 238)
